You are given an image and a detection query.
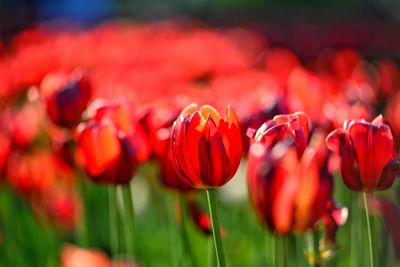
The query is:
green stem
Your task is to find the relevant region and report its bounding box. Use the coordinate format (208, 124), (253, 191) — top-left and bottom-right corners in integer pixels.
(208, 237), (216, 267)
(277, 235), (285, 267)
(363, 192), (374, 267)
(206, 189), (226, 267)
(109, 186), (119, 257)
(264, 235), (277, 267)
(77, 176), (90, 246)
(179, 193), (196, 267)
(288, 235), (297, 267)
(165, 193), (180, 267)
(122, 184), (136, 261)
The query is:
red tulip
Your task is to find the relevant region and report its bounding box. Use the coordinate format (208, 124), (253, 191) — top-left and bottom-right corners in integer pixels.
(247, 111), (310, 157)
(86, 99), (151, 162)
(171, 104), (242, 189)
(41, 70), (91, 128)
(326, 115), (400, 191)
(247, 112), (334, 234)
(77, 118), (137, 185)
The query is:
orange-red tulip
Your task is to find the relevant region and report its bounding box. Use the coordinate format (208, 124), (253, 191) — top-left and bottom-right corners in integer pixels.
(77, 119), (137, 185)
(86, 99), (151, 162)
(171, 104), (242, 189)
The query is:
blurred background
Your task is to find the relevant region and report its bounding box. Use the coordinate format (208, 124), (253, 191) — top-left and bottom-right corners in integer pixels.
(2, 0), (400, 58)
(1, 1), (400, 267)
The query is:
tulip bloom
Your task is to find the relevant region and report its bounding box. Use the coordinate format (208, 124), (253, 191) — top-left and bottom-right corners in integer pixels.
(247, 113), (338, 235)
(171, 104), (242, 189)
(77, 118), (137, 185)
(41, 70), (92, 128)
(86, 99), (151, 162)
(326, 115), (400, 191)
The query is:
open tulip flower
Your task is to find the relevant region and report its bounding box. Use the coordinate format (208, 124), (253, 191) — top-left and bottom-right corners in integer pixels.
(326, 115), (400, 192)
(171, 103), (242, 189)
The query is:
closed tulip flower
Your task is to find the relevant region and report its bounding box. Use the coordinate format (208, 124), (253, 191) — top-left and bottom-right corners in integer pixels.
(41, 70), (92, 128)
(171, 103), (242, 189)
(86, 99), (151, 163)
(77, 118), (137, 185)
(326, 115), (400, 192)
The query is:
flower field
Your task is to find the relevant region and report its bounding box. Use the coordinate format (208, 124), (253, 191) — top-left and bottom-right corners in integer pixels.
(0, 20), (399, 267)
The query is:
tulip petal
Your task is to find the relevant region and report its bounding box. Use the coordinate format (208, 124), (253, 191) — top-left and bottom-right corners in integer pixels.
(327, 128), (363, 191)
(376, 159), (400, 190)
(77, 121), (121, 176)
(207, 118), (230, 186)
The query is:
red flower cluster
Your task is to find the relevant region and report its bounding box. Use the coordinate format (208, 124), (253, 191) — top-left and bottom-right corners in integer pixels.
(0, 20), (399, 265)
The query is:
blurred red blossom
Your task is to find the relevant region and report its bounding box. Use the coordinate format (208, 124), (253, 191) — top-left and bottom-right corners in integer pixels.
(60, 245), (111, 267)
(41, 69), (92, 128)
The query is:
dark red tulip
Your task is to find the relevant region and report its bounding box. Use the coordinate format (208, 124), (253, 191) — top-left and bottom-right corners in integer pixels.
(247, 112), (334, 234)
(171, 104), (242, 189)
(326, 115), (400, 192)
(77, 118), (137, 185)
(41, 70), (92, 128)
